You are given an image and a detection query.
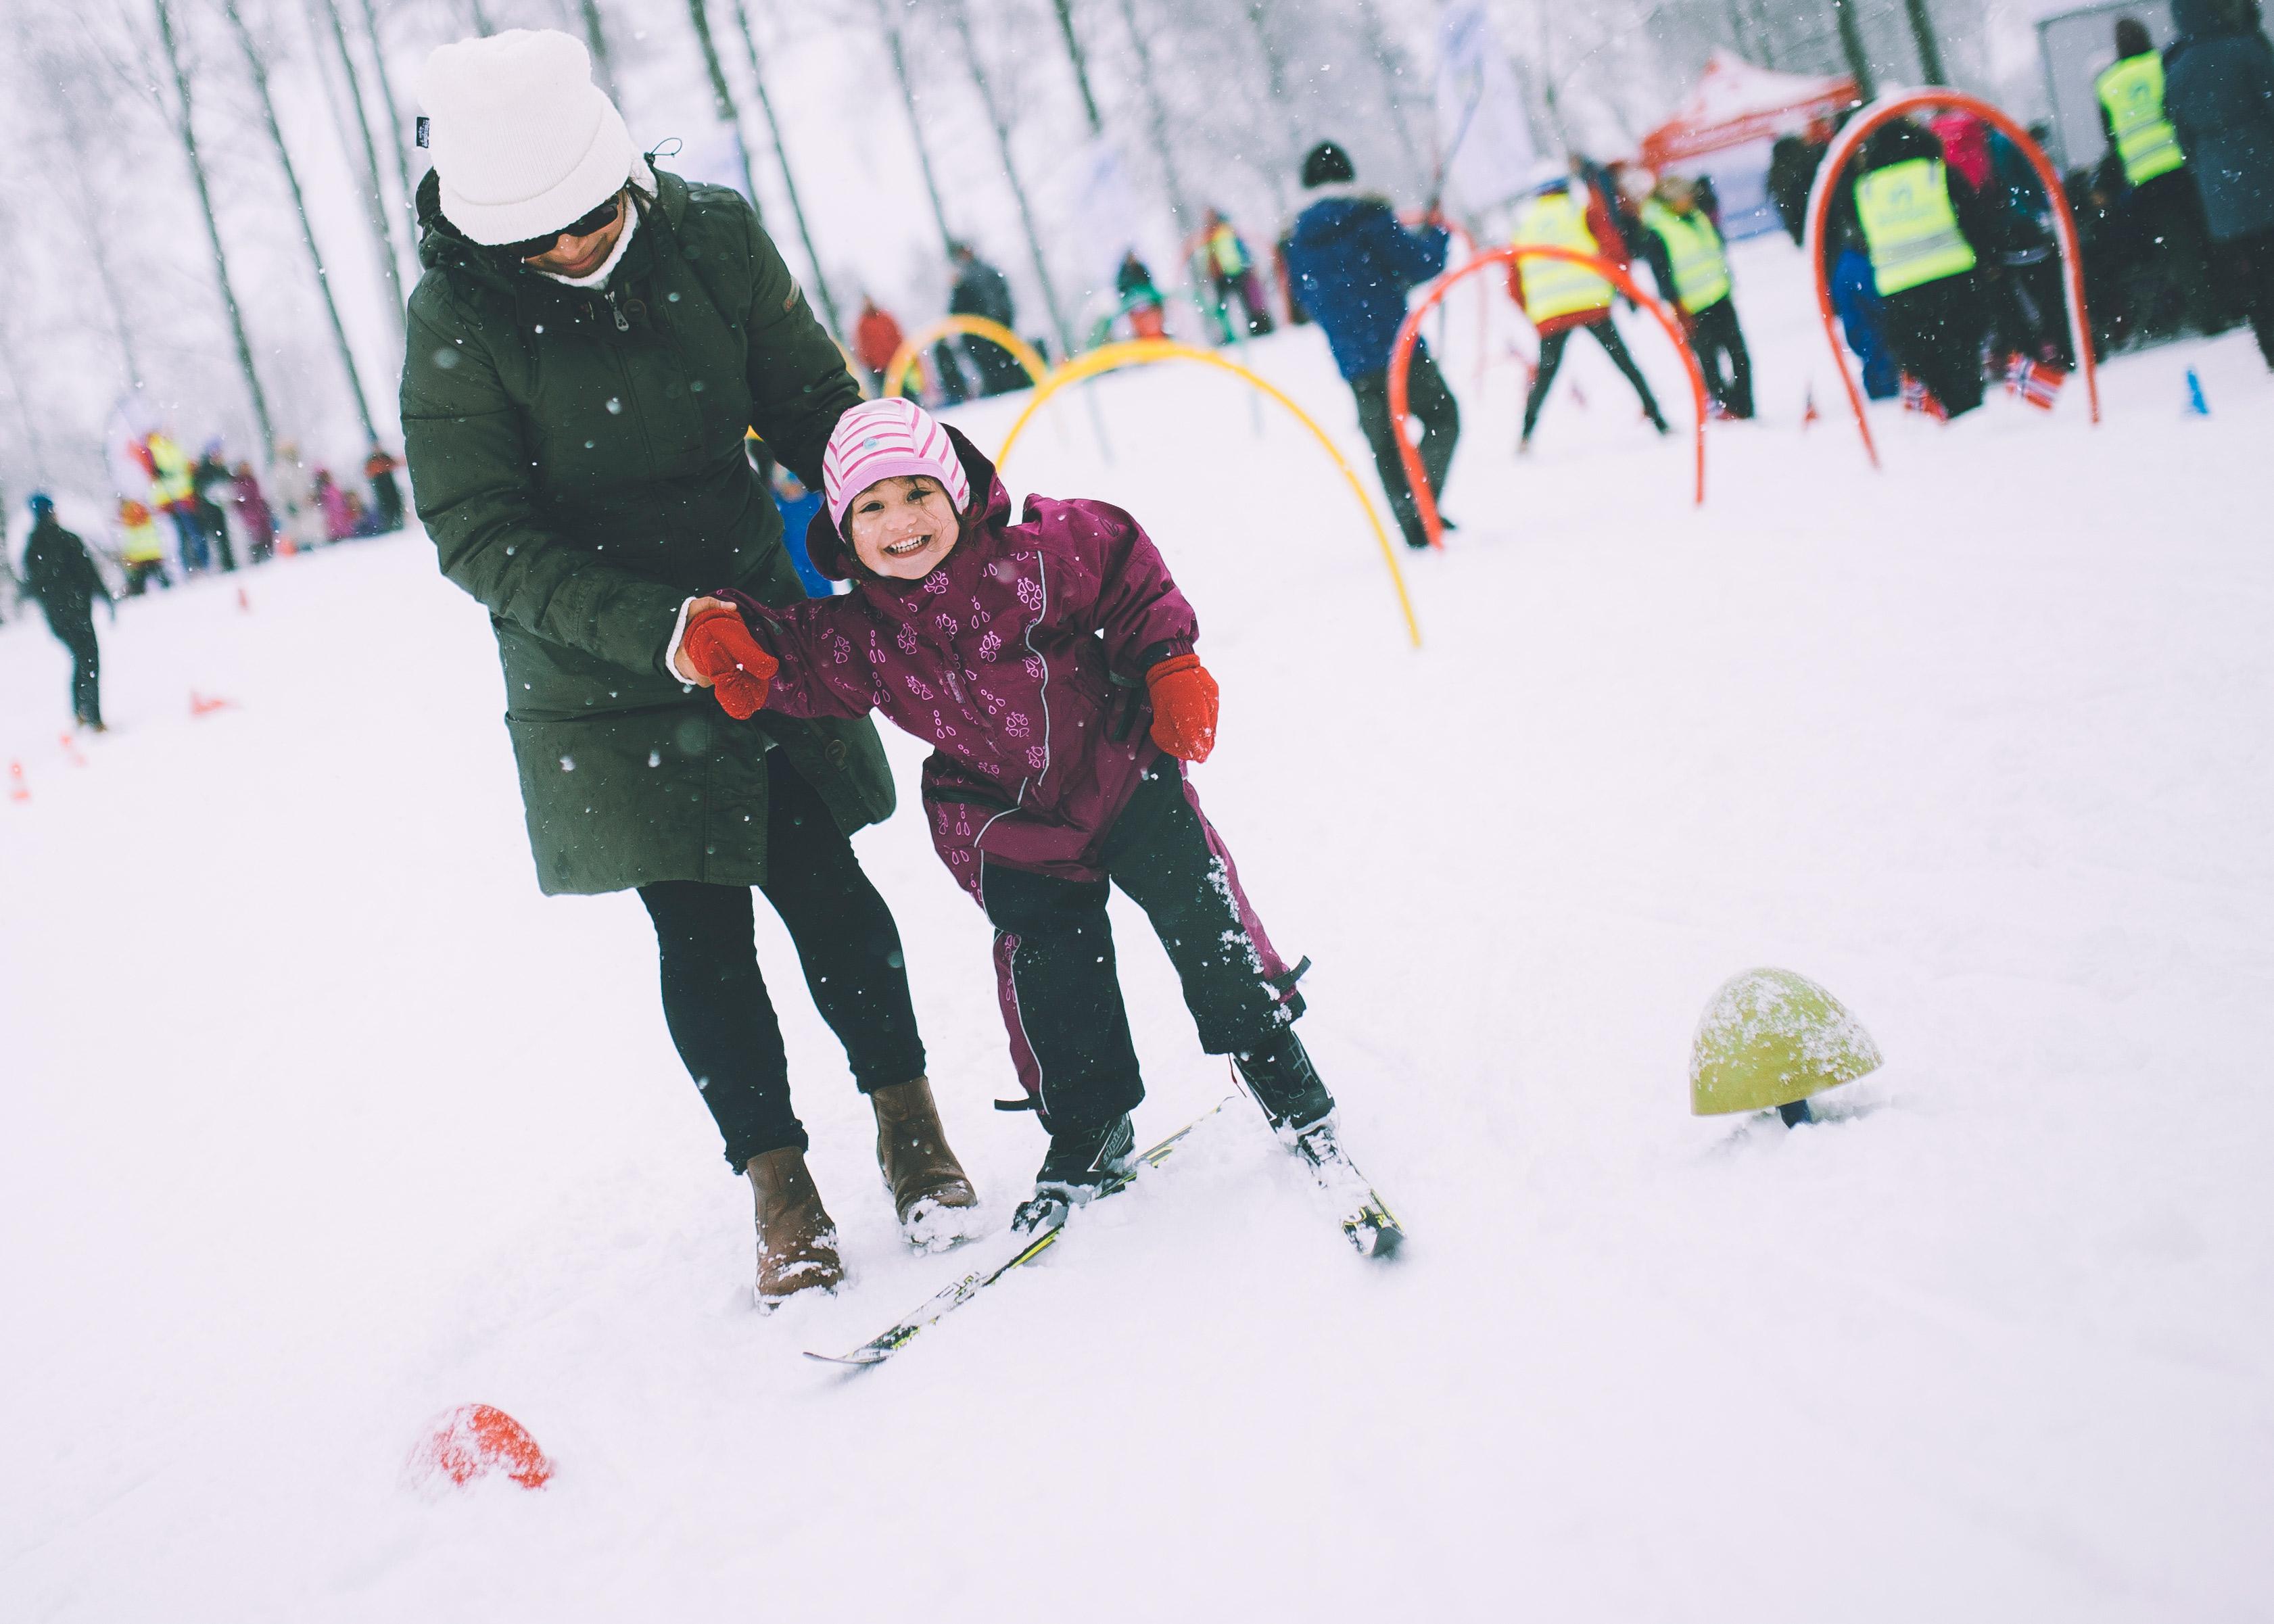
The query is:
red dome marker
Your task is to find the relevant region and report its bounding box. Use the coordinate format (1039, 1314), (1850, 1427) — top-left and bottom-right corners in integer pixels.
(408, 1404), (554, 1491)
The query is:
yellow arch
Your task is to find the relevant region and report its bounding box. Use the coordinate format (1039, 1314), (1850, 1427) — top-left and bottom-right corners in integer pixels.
(884, 316), (1050, 401)
(995, 339), (1423, 650)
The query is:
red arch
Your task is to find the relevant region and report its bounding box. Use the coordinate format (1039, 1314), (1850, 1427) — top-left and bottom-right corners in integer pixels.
(1388, 245), (1713, 548)
(1803, 89), (2100, 469)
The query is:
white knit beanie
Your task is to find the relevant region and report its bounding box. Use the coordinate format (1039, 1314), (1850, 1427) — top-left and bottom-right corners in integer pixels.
(418, 29), (654, 247)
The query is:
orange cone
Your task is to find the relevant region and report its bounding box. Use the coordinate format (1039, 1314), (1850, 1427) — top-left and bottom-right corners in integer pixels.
(7, 761), (27, 804)
(1801, 388), (1820, 428)
(59, 734), (88, 767)
(407, 1404), (554, 1491)
(237, 586), (251, 612)
(190, 692), (237, 717)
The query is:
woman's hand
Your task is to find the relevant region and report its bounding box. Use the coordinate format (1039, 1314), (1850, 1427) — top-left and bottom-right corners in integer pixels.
(671, 596), (740, 684)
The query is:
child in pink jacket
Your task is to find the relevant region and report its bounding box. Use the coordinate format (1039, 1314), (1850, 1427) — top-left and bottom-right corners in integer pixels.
(672, 398), (1331, 1228)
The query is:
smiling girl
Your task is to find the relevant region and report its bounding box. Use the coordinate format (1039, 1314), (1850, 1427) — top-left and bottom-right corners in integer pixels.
(667, 397), (1336, 1228)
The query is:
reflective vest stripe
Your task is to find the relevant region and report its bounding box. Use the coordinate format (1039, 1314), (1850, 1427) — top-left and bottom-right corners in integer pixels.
(1855, 159), (1978, 295)
(1512, 191), (1613, 321)
(2096, 55), (2186, 185)
(1639, 201), (1732, 313)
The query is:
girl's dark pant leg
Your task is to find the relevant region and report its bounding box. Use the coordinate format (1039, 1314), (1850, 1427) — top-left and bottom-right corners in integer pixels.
(640, 753), (926, 1170)
(979, 864), (1145, 1137)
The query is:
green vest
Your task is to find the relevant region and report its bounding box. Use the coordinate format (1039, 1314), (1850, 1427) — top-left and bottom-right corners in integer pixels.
(1855, 158), (1978, 295)
(2096, 53), (2186, 185)
(1512, 189), (1613, 321)
(1639, 199), (1732, 313)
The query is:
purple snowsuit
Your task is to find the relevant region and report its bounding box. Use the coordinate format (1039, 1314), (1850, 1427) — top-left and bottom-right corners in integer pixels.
(732, 429), (1299, 1109)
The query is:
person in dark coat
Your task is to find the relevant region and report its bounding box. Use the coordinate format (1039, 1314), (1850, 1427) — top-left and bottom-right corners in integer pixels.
(2099, 16), (2221, 335)
(2166, 0), (2274, 366)
(947, 241), (1030, 396)
(191, 444), (239, 573)
(1282, 140), (1461, 549)
(1769, 135), (1825, 246)
(363, 446), (406, 532)
(17, 495), (111, 731)
(229, 462), (278, 564)
(1849, 118), (2005, 416)
(400, 28), (976, 1307)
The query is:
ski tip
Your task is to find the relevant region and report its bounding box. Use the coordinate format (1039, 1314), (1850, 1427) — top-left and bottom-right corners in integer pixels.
(805, 1348), (891, 1369)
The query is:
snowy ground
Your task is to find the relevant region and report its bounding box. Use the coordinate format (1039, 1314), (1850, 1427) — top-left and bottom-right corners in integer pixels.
(5, 237), (2272, 1620)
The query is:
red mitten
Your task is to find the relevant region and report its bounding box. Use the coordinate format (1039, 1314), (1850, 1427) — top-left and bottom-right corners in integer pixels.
(680, 605), (780, 720)
(1145, 652), (1218, 763)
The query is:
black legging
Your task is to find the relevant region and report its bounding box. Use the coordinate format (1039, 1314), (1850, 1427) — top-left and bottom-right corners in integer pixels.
(1351, 342), (1461, 549)
(41, 603), (101, 728)
(1690, 297), (1755, 419)
(1523, 316), (1667, 439)
(639, 750), (925, 1170)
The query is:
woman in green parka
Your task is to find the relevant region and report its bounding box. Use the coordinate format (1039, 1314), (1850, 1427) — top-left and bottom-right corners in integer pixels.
(401, 28), (977, 1308)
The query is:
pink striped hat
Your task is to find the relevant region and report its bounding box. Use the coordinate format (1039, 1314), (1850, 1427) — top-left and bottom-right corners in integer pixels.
(821, 398), (970, 530)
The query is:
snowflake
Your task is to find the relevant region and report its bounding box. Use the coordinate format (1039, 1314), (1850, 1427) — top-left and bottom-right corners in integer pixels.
(896, 625), (918, 654)
(1016, 576), (1045, 613)
(978, 630), (1002, 661)
(905, 673), (936, 700)
(1003, 712), (1031, 739)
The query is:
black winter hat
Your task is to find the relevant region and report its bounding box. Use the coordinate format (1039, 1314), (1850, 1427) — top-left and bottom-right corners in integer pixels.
(1302, 141), (1356, 189)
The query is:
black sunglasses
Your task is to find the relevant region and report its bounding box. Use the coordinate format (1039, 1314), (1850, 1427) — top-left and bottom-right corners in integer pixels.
(497, 193), (625, 262)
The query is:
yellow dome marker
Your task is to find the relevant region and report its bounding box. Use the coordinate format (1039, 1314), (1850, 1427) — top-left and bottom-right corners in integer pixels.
(1690, 968), (1882, 1126)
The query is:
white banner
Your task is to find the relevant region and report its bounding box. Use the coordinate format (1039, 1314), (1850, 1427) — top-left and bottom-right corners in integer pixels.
(1435, 1), (1542, 214)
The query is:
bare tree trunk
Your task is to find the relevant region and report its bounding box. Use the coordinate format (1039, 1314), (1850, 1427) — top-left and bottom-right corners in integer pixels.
(729, 0), (844, 343)
(355, 0), (420, 231)
(222, 0), (381, 444)
(1051, 0), (1104, 135)
(40, 73), (151, 392)
(1112, 0), (1192, 232)
(945, 0), (1073, 358)
(1241, 3), (1300, 210)
(152, 0), (275, 456)
(685, 0), (765, 220)
(466, 0), (494, 35)
(0, 321), (53, 485)
(1831, 0), (1876, 99)
(873, 0), (956, 259)
(1902, 0), (1947, 84)
(310, 0), (407, 326)
(578, 0), (620, 103)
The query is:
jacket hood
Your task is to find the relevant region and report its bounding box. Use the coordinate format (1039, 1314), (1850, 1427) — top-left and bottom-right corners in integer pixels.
(1289, 193), (1396, 252)
(803, 423), (1011, 583)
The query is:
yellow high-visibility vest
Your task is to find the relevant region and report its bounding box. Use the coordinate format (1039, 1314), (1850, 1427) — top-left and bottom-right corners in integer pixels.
(1639, 200), (1732, 313)
(122, 516), (165, 563)
(2095, 53), (2186, 185)
(1512, 189), (1613, 321)
(1207, 224), (1247, 277)
(1855, 158), (1978, 295)
(146, 434), (195, 508)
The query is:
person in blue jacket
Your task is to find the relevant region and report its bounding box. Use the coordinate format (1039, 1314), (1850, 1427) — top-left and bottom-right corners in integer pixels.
(1283, 141), (1461, 549)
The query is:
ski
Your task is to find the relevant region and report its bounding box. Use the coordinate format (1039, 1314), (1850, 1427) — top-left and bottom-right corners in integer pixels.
(805, 1102), (1231, 1370)
(1287, 1119), (1404, 1260)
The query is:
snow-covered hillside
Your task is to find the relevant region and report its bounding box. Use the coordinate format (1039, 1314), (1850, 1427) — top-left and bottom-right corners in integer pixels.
(4, 237), (2271, 1620)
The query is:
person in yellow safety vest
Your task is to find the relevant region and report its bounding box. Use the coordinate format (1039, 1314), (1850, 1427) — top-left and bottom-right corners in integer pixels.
(1201, 208), (1275, 339)
(2098, 15), (2219, 335)
(1507, 162), (1670, 452)
(118, 498), (170, 596)
(1638, 175), (1754, 420)
(1849, 119), (2000, 418)
(143, 431), (210, 573)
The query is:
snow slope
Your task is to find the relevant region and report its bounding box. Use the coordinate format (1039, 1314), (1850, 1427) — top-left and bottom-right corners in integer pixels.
(4, 237), (2271, 1621)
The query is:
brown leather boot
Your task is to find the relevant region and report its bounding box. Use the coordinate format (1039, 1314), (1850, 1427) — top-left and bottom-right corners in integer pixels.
(746, 1147), (844, 1310)
(871, 1076), (981, 1251)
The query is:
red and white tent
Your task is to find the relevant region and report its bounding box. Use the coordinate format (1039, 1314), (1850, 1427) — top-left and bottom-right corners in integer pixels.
(1640, 51), (1860, 170)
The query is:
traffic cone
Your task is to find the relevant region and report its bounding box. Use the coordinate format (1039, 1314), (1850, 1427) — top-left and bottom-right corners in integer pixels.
(2185, 368), (2210, 416)
(237, 586), (251, 612)
(7, 761), (28, 804)
(190, 691), (238, 717)
(406, 1404), (554, 1491)
(1690, 967), (1882, 1126)
(59, 733), (87, 767)
(1801, 387), (1820, 428)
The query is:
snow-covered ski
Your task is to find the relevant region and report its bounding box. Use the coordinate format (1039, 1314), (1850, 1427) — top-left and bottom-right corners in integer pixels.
(1287, 1120), (1404, 1259)
(805, 1102), (1231, 1370)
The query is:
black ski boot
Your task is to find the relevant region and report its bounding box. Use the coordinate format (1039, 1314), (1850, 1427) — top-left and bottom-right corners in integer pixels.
(1233, 1030), (1335, 1137)
(1011, 1112), (1137, 1233)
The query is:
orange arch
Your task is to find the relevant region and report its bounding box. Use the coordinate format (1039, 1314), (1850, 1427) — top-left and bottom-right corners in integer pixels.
(1388, 245), (1712, 548)
(1803, 89), (2100, 469)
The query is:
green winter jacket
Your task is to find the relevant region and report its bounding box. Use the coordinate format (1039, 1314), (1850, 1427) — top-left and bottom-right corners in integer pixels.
(400, 166), (891, 895)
